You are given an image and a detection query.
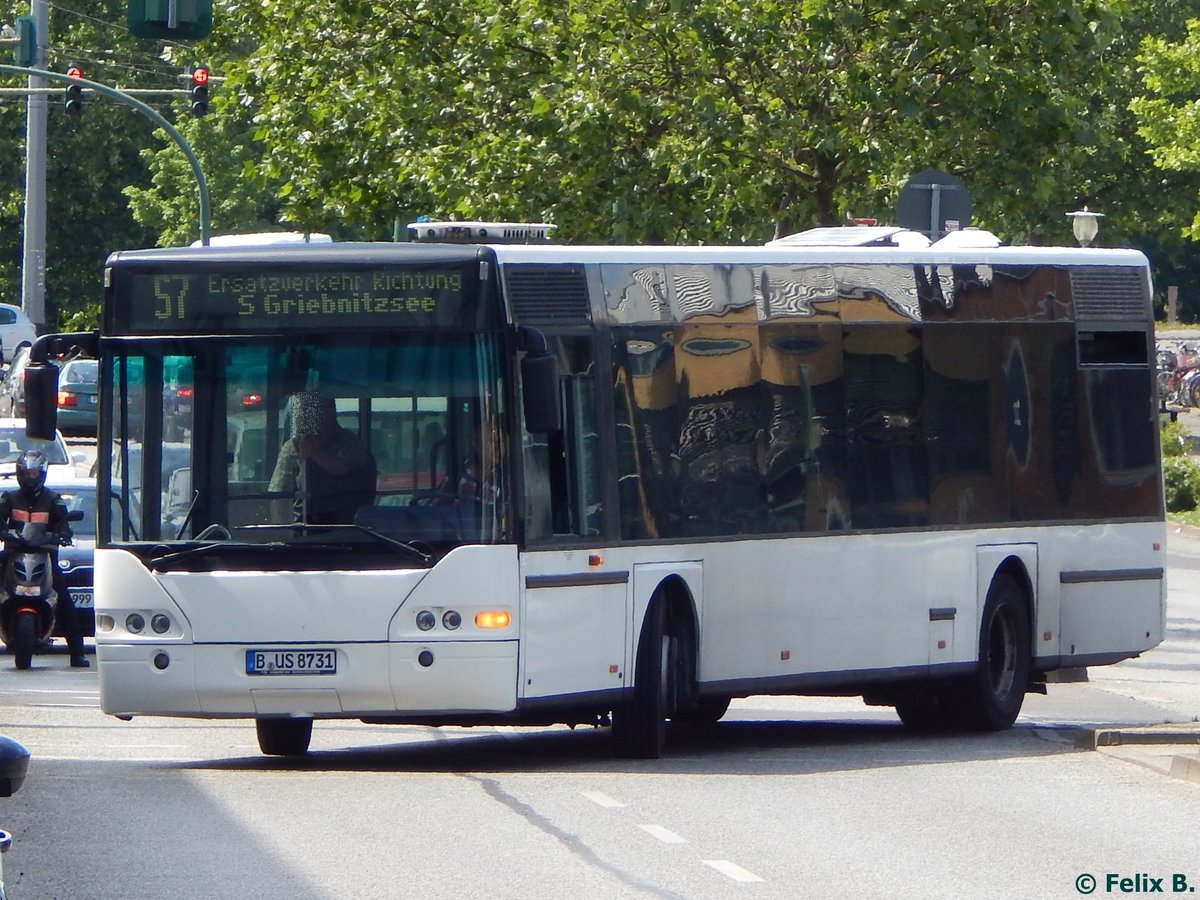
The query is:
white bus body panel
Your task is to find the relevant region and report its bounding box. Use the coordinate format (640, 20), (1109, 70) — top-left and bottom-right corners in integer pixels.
(94, 520), (1164, 720)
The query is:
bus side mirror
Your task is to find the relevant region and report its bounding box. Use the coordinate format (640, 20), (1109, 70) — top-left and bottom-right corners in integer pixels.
(518, 327), (561, 434)
(23, 363), (60, 441)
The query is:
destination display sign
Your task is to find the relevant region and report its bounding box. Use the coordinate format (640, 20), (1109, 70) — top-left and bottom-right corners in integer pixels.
(109, 263), (488, 334)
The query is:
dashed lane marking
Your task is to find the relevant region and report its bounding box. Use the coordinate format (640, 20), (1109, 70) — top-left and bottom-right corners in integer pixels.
(703, 859), (764, 883)
(638, 824), (687, 844)
(581, 790), (625, 808)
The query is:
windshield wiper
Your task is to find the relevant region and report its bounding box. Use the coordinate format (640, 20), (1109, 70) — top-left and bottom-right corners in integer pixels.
(149, 540), (271, 569)
(238, 523), (433, 565)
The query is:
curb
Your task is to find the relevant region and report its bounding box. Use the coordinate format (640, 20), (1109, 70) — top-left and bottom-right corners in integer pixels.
(1075, 725), (1200, 786)
(1075, 724), (1200, 749)
(1169, 755), (1200, 784)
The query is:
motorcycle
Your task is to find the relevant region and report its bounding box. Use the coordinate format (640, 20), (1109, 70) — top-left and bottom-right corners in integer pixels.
(0, 512), (82, 670)
(0, 735), (29, 900)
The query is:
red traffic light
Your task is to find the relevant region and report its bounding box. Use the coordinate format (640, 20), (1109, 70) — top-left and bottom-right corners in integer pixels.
(191, 67), (209, 86)
(66, 65), (82, 79)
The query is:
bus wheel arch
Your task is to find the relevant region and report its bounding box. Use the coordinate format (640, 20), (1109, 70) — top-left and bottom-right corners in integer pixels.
(612, 576), (698, 758)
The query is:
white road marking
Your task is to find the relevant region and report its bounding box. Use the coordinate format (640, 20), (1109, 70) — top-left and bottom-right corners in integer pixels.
(637, 823), (687, 844)
(581, 790), (625, 808)
(703, 859), (764, 883)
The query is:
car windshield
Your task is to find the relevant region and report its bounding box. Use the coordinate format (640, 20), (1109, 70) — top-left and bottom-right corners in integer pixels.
(63, 361), (98, 384)
(0, 427), (68, 465)
(56, 486), (95, 538)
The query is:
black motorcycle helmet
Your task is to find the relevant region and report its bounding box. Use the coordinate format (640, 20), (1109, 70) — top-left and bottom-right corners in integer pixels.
(15, 450), (48, 499)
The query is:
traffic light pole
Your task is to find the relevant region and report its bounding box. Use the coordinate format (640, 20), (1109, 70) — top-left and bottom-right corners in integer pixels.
(0, 64), (213, 257)
(21, 0), (47, 328)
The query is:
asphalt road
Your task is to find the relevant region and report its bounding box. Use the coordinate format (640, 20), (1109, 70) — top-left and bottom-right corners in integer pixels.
(1, 588), (1198, 899)
(0, 437), (1195, 899)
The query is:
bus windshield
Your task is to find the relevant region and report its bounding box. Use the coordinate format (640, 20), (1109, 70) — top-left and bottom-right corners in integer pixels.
(102, 332), (509, 563)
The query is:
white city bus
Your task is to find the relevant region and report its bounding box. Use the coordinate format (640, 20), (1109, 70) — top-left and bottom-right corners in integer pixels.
(25, 223), (1165, 757)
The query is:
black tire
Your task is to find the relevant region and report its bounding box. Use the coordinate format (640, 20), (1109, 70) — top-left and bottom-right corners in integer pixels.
(672, 695), (730, 728)
(13, 612), (36, 670)
(256, 717), (313, 756)
(612, 600), (675, 759)
(961, 574), (1031, 731)
(894, 693), (958, 731)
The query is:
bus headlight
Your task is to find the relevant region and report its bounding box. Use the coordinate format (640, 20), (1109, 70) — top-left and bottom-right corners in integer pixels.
(126, 613), (146, 634)
(442, 610), (462, 630)
(151, 614), (171, 634)
(415, 610), (436, 631)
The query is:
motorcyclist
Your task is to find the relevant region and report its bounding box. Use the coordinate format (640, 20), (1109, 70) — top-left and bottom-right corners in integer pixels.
(0, 450), (89, 668)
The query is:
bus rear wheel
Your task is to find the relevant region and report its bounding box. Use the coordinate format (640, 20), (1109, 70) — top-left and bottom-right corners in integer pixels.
(256, 717), (313, 756)
(961, 574), (1031, 731)
(894, 694), (957, 731)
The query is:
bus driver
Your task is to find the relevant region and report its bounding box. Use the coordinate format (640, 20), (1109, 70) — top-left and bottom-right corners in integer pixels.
(268, 391), (377, 524)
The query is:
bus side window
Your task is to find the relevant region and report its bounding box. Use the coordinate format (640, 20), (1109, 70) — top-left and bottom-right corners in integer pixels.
(522, 337), (602, 541)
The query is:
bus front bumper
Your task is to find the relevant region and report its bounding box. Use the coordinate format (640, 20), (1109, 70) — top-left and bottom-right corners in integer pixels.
(96, 640), (519, 718)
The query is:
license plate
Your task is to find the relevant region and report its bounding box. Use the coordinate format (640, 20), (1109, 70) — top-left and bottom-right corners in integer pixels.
(72, 589), (94, 609)
(245, 649), (337, 676)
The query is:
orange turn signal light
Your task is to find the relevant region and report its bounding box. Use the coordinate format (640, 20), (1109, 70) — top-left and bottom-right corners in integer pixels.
(475, 610), (511, 629)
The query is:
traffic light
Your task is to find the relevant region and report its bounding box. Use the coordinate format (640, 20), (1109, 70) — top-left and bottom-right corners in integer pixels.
(64, 65), (83, 117)
(189, 66), (209, 117)
(14, 16), (36, 67)
(128, 0), (212, 40)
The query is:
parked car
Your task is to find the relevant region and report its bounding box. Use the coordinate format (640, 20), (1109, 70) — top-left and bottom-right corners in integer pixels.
(54, 359), (99, 437)
(0, 305), (35, 366)
(54, 481), (95, 637)
(0, 346), (30, 419)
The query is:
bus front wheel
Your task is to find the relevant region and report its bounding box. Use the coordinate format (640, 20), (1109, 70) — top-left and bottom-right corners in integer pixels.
(612, 600), (678, 759)
(256, 717), (313, 756)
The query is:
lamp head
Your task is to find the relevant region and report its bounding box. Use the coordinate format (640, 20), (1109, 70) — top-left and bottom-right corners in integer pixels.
(1067, 206), (1103, 247)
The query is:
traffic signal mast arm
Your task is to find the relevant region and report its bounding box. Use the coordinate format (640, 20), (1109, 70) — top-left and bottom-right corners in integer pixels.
(0, 64), (211, 245)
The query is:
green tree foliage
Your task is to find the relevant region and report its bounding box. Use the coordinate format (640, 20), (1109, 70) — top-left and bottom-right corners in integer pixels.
(123, 112), (285, 247)
(1133, 19), (1200, 240)
(0, 0), (163, 328)
(1164, 454), (1200, 511)
(0, 0), (1197, 327)
(1161, 418), (1200, 512)
(206, 0), (1150, 244)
